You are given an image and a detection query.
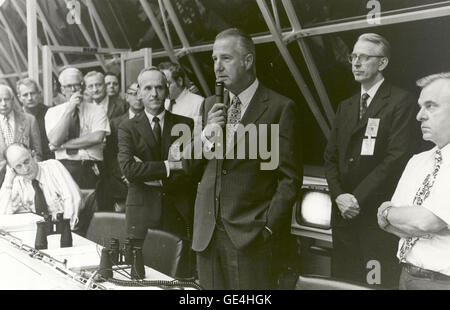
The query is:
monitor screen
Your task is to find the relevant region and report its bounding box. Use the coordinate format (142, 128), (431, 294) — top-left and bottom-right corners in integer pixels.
(297, 189), (332, 230)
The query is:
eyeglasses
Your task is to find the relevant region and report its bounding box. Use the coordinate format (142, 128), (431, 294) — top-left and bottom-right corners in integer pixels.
(347, 53), (385, 64)
(61, 83), (82, 91)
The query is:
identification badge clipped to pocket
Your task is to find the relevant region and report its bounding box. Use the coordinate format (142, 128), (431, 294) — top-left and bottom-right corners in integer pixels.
(361, 138), (376, 156)
(365, 118), (380, 138)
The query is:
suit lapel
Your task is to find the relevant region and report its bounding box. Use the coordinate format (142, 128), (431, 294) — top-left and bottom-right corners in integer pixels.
(224, 85), (268, 157)
(352, 81), (390, 135)
(161, 111), (173, 160)
(134, 113), (159, 159)
(107, 97), (114, 119)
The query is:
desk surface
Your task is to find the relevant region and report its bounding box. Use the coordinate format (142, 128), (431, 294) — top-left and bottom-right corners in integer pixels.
(0, 214), (178, 290)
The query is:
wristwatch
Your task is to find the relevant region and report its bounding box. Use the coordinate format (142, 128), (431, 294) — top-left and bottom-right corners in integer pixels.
(382, 206), (393, 225)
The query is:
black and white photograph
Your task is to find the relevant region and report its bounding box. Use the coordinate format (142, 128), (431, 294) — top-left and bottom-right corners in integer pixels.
(0, 0), (449, 296)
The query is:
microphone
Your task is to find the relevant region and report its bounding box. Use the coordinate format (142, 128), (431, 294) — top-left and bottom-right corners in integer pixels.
(215, 81), (224, 104)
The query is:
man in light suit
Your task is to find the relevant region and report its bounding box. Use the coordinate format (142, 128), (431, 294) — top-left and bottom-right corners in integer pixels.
(118, 67), (196, 245)
(324, 33), (421, 288)
(0, 84), (42, 182)
(191, 28), (302, 289)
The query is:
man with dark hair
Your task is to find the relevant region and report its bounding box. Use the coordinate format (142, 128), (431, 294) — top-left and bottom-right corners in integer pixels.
(17, 78), (53, 160)
(118, 67), (196, 246)
(324, 33), (421, 288)
(158, 61), (204, 122)
(191, 28), (302, 289)
(105, 71), (129, 115)
(103, 82), (144, 211)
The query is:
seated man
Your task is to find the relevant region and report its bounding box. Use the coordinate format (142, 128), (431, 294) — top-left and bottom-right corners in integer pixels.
(0, 143), (81, 229)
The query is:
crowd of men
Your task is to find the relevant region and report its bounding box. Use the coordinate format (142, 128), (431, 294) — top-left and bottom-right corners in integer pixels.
(0, 28), (449, 290)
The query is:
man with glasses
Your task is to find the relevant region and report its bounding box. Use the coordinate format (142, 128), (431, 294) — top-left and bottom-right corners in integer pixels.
(103, 82), (144, 212)
(44, 67), (110, 191)
(0, 84), (42, 184)
(17, 78), (53, 160)
(84, 71), (127, 121)
(324, 33), (421, 288)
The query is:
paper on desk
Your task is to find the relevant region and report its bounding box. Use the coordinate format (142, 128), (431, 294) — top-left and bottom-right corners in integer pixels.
(0, 213), (42, 232)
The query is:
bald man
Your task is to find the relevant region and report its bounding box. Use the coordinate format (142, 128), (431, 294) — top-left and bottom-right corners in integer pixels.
(0, 84), (42, 184)
(0, 143), (81, 229)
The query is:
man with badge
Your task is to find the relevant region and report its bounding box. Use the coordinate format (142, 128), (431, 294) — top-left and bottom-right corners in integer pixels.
(324, 33), (421, 288)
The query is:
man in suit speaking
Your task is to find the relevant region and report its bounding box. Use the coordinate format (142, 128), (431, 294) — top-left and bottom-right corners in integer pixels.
(324, 33), (421, 288)
(192, 28), (302, 289)
(118, 67), (195, 246)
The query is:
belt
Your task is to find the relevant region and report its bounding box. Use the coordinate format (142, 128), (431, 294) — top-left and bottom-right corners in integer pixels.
(403, 263), (450, 282)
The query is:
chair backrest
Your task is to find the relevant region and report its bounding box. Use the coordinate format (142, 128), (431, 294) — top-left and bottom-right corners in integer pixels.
(295, 275), (375, 290)
(85, 212), (127, 246)
(142, 229), (194, 279)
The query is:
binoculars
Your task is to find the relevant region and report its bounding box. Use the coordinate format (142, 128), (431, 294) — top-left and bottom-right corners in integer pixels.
(35, 213), (73, 250)
(98, 238), (146, 280)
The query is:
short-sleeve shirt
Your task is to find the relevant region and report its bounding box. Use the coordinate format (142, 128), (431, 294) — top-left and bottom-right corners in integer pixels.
(391, 144), (450, 275)
(45, 101), (110, 161)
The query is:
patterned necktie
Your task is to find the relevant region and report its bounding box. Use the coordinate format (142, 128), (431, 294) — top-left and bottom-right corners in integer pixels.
(2, 114), (13, 146)
(32, 179), (49, 216)
(360, 93), (370, 119)
(225, 96), (242, 152)
(66, 106), (80, 155)
(398, 149), (442, 262)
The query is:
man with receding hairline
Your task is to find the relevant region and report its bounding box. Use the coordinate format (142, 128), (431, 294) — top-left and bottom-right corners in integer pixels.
(378, 72), (450, 290)
(0, 143), (81, 229)
(0, 84), (42, 184)
(324, 33), (421, 288)
(191, 28), (302, 289)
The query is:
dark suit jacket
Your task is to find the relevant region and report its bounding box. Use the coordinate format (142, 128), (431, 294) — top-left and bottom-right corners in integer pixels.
(118, 111), (196, 239)
(191, 84), (303, 251)
(107, 96), (128, 120)
(24, 104), (53, 160)
(324, 81), (421, 228)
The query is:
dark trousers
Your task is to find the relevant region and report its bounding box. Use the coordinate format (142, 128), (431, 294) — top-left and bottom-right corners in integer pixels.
(197, 227), (274, 290)
(332, 223), (400, 289)
(59, 159), (103, 189)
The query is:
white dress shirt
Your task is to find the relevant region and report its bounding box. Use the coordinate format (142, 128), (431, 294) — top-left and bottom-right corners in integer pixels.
(0, 159), (82, 229)
(45, 101), (111, 161)
(0, 111), (15, 145)
(164, 88), (204, 121)
(391, 144), (450, 275)
(94, 96), (109, 115)
(361, 77), (385, 108)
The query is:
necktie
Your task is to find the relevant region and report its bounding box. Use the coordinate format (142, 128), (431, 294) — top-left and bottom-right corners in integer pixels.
(360, 93), (370, 119)
(66, 106), (80, 155)
(152, 116), (161, 156)
(2, 115), (13, 146)
(32, 179), (49, 216)
(225, 96), (242, 153)
(398, 149), (442, 262)
(167, 99), (176, 112)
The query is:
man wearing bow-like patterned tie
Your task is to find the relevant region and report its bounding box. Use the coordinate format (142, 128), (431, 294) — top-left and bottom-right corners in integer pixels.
(378, 73), (450, 290)
(324, 33), (421, 288)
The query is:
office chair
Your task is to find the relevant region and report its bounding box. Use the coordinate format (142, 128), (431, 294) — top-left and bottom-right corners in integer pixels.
(142, 228), (195, 280)
(85, 212), (127, 246)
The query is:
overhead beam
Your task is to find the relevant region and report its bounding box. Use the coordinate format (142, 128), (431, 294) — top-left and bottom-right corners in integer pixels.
(282, 0), (335, 125)
(84, 0), (115, 48)
(163, 0), (211, 96)
(0, 11), (27, 68)
(26, 0), (39, 81)
(257, 0), (330, 137)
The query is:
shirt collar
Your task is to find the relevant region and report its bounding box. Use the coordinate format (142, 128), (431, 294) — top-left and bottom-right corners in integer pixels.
(175, 88), (189, 102)
(144, 109), (165, 123)
(436, 143), (450, 162)
(129, 109), (136, 119)
(2, 110), (14, 121)
(229, 79), (259, 109)
(361, 78), (385, 99)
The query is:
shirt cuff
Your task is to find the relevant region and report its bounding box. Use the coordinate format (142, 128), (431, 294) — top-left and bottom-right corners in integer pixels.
(164, 160), (170, 177)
